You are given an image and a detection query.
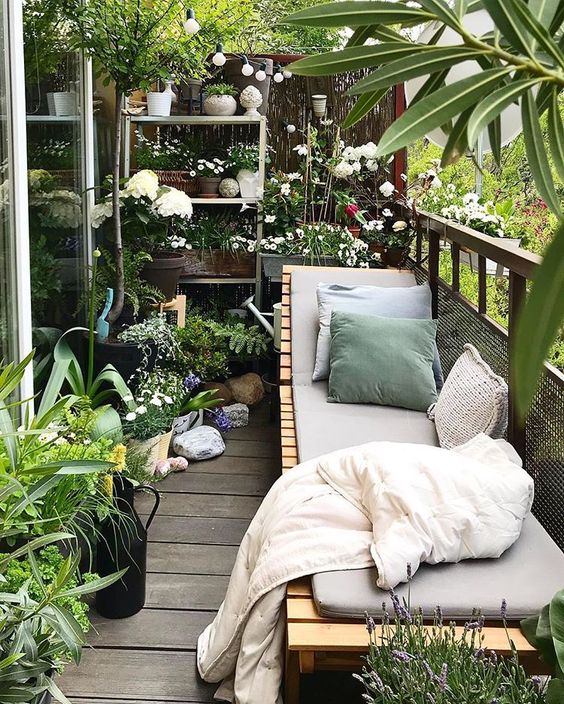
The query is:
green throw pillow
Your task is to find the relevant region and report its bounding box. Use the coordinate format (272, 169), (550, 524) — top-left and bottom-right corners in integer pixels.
(328, 310), (438, 411)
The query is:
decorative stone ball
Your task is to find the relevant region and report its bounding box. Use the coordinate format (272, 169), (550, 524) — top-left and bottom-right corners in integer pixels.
(239, 85), (263, 115)
(219, 178), (240, 198)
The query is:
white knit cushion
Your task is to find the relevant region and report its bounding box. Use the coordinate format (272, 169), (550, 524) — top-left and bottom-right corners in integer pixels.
(429, 344), (508, 449)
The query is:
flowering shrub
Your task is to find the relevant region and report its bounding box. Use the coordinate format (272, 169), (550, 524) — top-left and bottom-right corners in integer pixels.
(228, 143), (260, 173)
(27, 169), (82, 230)
(359, 583), (546, 704)
(91, 170), (193, 252)
(261, 171), (305, 237)
(362, 209), (413, 249)
(260, 223), (378, 268)
(123, 387), (177, 441)
(178, 212), (256, 254)
(326, 140), (381, 180)
(135, 134), (198, 175)
(118, 313), (180, 372)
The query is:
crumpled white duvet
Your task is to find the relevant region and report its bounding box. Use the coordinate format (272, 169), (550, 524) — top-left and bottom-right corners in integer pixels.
(197, 434), (534, 703)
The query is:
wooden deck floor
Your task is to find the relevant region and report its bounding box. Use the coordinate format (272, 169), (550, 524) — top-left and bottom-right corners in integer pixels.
(61, 401), (361, 703)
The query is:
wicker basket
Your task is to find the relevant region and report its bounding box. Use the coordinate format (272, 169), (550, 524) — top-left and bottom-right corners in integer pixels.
(132, 169), (199, 195)
(182, 249), (256, 278)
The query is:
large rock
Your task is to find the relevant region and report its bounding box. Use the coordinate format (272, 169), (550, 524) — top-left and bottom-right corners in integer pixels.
(223, 403), (249, 428)
(225, 373), (264, 406)
(203, 382), (232, 406)
(173, 426), (225, 461)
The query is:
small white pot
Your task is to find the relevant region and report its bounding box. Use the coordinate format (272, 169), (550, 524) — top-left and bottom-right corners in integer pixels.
(237, 169), (260, 198)
(460, 237), (522, 278)
(204, 94), (237, 116)
(147, 91), (172, 117)
(53, 91), (78, 116)
(172, 410), (204, 439)
(311, 94), (327, 118)
(46, 92), (56, 116)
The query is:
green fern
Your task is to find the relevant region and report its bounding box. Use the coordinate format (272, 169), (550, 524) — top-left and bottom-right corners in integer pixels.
(208, 320), (270, 359)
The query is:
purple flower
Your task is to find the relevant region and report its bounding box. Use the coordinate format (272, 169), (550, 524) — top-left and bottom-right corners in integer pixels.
(531, 675), (542, 690)
(406, 562), (412, 581)
(369, 671), (384, 691)
(437, 663), (448, 691)
(365, 615), (376, 635)
(500, 598), (508, 620)
(434, 605), (443, 626)
(390, 592), (412, 623)
(183, 373), (202, 393)
(391, 649), (412, 662)
(464, 620), (482, 631)
(206, 408), (232, 433)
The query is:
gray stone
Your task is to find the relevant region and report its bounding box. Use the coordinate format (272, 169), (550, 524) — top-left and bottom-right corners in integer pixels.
(173, 426), (225, 461)
(223, 403), (249, 428)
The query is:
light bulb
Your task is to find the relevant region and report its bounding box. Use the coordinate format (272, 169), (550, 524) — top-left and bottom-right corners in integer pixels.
(273, 71), (284, 83)
(255, 62), (267, 82)
(242, 63), (254, 77)
(184, 9), (200, 34)
(286, 123), (296, 134)
(212, 43), (226, 67)
(283, 70), (292, 79)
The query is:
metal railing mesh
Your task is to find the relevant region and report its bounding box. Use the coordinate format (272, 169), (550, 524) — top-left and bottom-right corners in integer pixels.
(413, 265), (564, 550)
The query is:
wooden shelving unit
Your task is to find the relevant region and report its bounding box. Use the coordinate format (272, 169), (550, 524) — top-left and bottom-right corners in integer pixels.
(123, 112), (268, 305)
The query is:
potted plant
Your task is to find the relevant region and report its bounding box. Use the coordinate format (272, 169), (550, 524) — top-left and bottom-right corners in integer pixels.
(228, 143), (261, 198)
(92, 170), (193, 301)
(179, 212), (256, 277)
(63, 0), (204, 328)
(259, 222), (378, 281)
(172, 372), (225, 438)
(334, 192), (367, 237)
(134, 133), (200, 195)
(195, 158), (228, 197)
(203, 82), (239, 116)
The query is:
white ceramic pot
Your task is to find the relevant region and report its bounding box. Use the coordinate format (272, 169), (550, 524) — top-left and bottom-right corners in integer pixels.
(172, 410), (204, 439)
(53, 91), (78, 116)
(311, 94), (327, 118)
(147, 91), (172, 117)
(130, 430), (172, 475)
(204, 94), (237, 116)
(237, 169), (260, 198)
(460, 237), (522, 277)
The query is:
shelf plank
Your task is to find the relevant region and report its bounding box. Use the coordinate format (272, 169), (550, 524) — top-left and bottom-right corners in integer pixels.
(190, 197), (260, 205)
(128, 115), (263, 125)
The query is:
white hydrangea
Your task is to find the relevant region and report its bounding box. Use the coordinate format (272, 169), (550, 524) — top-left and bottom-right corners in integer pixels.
(331, 161), (354, 179)
(125, 169), (159, 200)
(153, 187), (193, 219)
(379, 181), (395, 198)
(91, 200), (113, 228)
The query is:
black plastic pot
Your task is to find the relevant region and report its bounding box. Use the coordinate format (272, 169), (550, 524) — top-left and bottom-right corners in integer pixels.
(141, 251), (186, 302)
(37, 687), (52, 704)
(93, 338), (157, 383)
(382, 246), (409, 268)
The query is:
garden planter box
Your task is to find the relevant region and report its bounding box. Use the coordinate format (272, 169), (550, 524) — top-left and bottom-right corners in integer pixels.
(460, 238), (521, 277)
(182, 249), (256, 278)
(261, 254), (338, 282)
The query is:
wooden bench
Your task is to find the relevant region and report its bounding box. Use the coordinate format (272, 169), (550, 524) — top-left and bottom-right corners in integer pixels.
(278, 265), (544, 704)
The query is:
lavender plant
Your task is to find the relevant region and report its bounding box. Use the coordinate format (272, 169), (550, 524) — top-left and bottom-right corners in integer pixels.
(359, 580), (546, 704)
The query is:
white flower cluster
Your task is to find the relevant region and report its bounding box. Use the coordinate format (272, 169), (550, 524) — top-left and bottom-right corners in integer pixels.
(30, 189), (82, 229)
(126, 169), (159, 200)
(330, 141), (380, 179)
(441, 192), (507, 237)
(154, 188), (193, 219)
(418, 168), (443, 189)
(231, 235), (256, 253)
(196, 158), (226, 177)
(124, 389), (175, 422)
(337, 235), (372, 268)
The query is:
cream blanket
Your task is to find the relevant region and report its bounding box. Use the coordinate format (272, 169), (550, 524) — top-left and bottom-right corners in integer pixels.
(197, 435), (533, 703)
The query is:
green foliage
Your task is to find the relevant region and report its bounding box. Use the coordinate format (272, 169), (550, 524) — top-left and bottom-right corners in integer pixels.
(29, 235), (62, 324)
(0, 546), (95, 633)
(169, 316), (230, 381)
(206, 82), (239, 97)
(208, 318), (270, 359)
(227, 143), (260, 173)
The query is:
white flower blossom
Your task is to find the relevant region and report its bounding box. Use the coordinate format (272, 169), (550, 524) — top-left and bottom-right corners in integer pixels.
(379, 181), (395, 198)
(124, 169), (159, 200)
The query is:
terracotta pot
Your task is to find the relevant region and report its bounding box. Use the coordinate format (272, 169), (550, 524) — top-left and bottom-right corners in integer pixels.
(182, 249), (256, 278)
(368, 243), (386, 254)
(141, 251), (186, 301)
(382, 246), (409, 268)
(198, 176), (221, 197)
(347, 225), (361, 238)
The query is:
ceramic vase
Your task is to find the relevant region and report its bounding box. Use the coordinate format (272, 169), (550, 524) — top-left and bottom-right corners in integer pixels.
(311, 94), (327, 118)
(147, 91), (172, 117)
(237, 169), (260, 198)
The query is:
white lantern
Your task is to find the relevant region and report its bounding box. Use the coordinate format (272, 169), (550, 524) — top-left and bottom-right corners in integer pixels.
(212, 43), (226, 67)
(184, 9), (200, 35)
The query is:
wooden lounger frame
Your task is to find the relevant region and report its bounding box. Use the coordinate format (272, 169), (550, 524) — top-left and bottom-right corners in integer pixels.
(279, 265), (544, 704)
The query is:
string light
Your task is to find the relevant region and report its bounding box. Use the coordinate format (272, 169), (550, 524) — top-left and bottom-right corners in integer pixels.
(241, 55), (254, 77)
(273, 64), (284, 83)
(212, 43), (226, 67)
(183, 8), (200, 34)
(282, 120), (296, 134)
(283, 69), (292, 79)
(255, 62), (267, 82)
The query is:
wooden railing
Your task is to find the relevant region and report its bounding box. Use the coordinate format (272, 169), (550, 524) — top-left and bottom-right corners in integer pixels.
(412, 208), (563, 463)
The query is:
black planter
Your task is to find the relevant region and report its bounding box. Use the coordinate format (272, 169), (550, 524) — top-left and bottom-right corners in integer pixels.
(141, 251), (186, 302)
(94, 338), (157, 384)
(36, 687), (52, 704)
(96, 477), (160, 619)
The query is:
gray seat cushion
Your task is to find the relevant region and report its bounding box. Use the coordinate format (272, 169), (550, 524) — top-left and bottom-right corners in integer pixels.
(312, 514), (564, 621)
(294, 382), (438, 462)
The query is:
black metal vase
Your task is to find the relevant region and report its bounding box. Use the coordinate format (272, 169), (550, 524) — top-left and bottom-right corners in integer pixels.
(95, 476), (160, 619)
